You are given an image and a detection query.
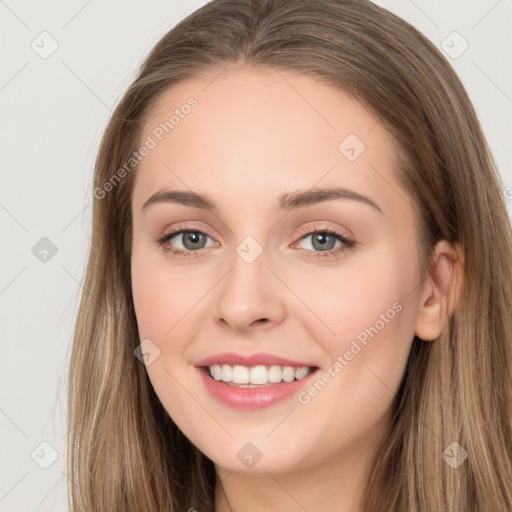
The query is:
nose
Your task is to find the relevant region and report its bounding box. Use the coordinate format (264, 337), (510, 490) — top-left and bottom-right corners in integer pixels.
(215, 245), (286, 333)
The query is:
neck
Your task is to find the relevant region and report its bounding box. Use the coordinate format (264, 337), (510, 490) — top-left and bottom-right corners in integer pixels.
(214, 435), (384, 512)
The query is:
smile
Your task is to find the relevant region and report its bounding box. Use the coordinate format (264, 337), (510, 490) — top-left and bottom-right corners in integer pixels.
(207, 364), (313, 386)
(194, 352), (320, 409)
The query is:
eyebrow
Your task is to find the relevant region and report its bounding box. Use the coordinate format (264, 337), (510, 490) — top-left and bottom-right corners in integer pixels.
(141, 187), (383, 214)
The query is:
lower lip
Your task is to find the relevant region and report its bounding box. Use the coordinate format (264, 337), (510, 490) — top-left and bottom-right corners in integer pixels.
(197, 367), (318, 409)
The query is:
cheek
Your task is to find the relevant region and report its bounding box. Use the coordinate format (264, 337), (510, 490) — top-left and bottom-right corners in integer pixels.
(291, 251), (415, 342)
(131, 251), (201, 407)
(292, 248), (419, 393)
(131, 250), (201, 410)
(131, 245), (204, 341)
(286, 255), (418, 455)
(130, 244), (223, 394)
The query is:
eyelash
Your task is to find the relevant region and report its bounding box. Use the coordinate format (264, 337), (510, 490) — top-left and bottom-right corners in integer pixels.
(155, 224), (356, 260)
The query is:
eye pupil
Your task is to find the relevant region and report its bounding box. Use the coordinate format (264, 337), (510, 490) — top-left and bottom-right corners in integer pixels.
(183, 232), (206, 249)
(312, 233), (336, 251)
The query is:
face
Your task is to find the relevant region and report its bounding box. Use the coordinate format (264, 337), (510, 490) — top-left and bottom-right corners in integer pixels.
(130, 65), (425, 476)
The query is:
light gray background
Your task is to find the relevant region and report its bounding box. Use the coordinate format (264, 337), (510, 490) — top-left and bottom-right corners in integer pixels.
(1, 0), (511, 510)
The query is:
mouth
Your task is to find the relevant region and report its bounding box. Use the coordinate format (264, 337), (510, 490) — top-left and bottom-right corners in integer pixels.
(203, 364), (317, 387)
(195, 353), (320, 409)
(194, 352), (320, 408)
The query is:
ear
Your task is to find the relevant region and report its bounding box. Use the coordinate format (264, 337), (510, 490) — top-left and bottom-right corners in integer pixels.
(414, 240), (463, 341)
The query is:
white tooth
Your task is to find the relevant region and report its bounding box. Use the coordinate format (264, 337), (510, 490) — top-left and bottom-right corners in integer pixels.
(268, 365), (283, 383)
(232, 365), (250, 384)
(295, 366), (311, 380)
(283, 366), (295, 382)
(211, 364), (223, 380)
(249, 365), (268, 385)
(221, 364), (232, 382)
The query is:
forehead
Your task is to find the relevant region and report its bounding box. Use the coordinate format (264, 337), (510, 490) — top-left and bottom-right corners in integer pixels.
(133, 65), (404, 217)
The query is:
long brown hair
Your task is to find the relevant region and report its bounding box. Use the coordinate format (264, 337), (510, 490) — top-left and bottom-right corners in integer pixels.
(67, 0), (512, 510)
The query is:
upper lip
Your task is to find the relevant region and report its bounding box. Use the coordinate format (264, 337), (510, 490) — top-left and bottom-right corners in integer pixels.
(194, 352), (317, 368)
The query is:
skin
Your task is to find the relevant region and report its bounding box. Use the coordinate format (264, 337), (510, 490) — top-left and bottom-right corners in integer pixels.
(130, 65), (458, 511)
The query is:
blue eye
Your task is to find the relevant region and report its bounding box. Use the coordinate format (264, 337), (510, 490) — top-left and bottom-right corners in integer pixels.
(293, 228), (356, 259)
(155, 226), (356, 260)
(156, 229), (215, 258)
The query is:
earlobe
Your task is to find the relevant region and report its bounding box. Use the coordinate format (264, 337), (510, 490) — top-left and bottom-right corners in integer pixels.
(414, 240), (463, 341)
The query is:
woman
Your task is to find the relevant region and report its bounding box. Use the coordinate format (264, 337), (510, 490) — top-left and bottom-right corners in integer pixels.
(67, 0), (512, 510)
